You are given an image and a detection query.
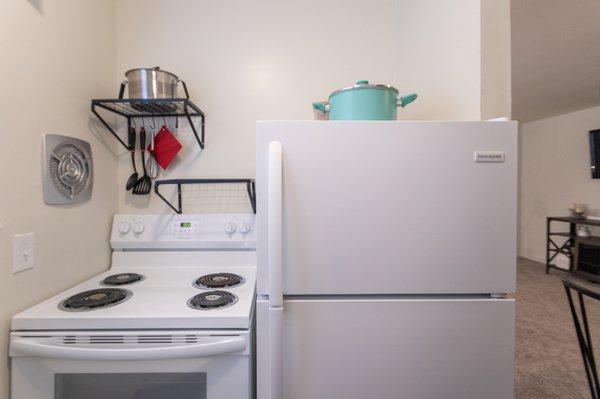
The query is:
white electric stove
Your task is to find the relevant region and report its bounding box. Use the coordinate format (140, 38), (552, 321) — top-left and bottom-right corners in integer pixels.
(10, 213), (256, 399)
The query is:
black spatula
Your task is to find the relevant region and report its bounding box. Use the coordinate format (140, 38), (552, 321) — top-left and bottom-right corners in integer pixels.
(132, 127), (152, 195)
(125, 126), (138, 191)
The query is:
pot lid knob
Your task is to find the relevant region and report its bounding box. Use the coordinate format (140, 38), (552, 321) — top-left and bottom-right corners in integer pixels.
(356, 80), (369, 85)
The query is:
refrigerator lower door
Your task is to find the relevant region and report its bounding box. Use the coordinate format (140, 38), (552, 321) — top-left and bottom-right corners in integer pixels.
(257, 297), (515, 399)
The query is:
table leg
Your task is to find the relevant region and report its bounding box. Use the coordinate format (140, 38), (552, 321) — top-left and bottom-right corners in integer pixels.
(546, 219), (551, 274)
(565, 286), (600, 399)
(570, 222), (577, 271)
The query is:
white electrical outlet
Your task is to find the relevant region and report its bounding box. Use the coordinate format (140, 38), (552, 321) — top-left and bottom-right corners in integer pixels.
(13, 233), (34, 273)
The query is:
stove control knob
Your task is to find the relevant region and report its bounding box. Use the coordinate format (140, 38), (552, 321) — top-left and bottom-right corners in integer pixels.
(133, 221), (145, 235)
(224, 221), (237, 235)
(238, 221), (251, 234)
(118, 221), (131, 235)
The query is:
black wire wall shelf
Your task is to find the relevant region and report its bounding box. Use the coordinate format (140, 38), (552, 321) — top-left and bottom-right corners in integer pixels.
(154, 179), (256, 214)
(91, 98), (206, 150)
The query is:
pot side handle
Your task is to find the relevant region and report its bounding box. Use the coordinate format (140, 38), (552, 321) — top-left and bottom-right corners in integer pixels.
(312, 102), (330, 113)
(178, 80), (190, 99)
(398, 93), (418, 108)
(118, 80), (127, 99)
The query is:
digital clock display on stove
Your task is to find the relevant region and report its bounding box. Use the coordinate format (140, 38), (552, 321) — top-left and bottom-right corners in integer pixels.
(170, 220), (198, 235)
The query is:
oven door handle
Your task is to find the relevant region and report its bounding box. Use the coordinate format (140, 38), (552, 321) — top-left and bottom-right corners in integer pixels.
(10, 336), (246, 360)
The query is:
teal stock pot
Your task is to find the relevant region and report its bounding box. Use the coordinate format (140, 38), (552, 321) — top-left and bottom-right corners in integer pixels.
(313, 80), (417, 120)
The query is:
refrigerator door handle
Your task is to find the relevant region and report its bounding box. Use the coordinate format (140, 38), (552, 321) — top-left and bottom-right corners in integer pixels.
(268, 140), (283, 307)
(269, 307), (284, 399)
(268, 140), (284, 399)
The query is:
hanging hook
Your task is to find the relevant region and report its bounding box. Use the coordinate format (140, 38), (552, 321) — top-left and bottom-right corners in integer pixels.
(149, 116), (156, 130)
(162, 115), (167, 127)
(131, 117), (136, 129)
(141, 117), (146, 128)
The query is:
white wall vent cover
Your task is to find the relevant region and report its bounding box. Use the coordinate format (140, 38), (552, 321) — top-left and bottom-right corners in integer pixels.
(42, 134), (93, 205)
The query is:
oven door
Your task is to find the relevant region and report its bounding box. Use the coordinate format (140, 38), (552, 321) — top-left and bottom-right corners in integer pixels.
(10, 330), (251, 399)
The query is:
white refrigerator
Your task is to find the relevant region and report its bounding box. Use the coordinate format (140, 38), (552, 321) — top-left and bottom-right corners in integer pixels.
(255, 121), (517, 399)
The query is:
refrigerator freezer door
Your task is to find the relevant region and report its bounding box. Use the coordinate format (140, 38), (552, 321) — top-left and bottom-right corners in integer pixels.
(256, 121), (517, 295)
(257, 297), (515, 399)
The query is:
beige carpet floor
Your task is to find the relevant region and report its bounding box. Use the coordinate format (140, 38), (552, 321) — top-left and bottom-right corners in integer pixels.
(516, 258), (600, 398)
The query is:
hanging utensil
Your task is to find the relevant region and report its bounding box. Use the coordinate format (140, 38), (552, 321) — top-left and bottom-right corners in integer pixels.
(152, 124), (182, 170)
(125, 125), (138, 191)
(145, 118), (159, 179)
(132, 126), (152, 195)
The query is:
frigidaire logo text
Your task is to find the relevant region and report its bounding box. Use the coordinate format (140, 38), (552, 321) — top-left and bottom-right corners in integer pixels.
(474, 151), (505, 162)
(479, 154), (502, 159)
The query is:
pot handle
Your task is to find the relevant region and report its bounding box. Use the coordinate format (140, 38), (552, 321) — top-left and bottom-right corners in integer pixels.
(178, 80), (190, 99)
(397, 93), (418, 108)
(312, 101), (330, 113)
(118, 80), (127, 99)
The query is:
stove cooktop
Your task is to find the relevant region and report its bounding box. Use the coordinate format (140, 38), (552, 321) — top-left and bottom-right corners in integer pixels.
(12, 214), (257, 332)
(12, 259), (256, 331)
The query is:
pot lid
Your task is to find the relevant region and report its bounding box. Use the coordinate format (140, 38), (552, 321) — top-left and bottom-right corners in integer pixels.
(329, 80), (398, 99)
(124, 66), (179, 80)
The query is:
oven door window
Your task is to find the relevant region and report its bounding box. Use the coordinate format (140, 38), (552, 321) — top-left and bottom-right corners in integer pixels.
(55, 373), (206, 399)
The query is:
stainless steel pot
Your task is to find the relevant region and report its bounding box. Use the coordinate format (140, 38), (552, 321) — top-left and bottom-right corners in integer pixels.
(118, 67), (189, 99)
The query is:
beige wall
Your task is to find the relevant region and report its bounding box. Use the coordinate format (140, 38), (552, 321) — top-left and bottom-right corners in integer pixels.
(519, 105), (600, 262)
(115, 0), (490, 214)
(481, 0), (511, 119)
(0, 0), (117, 396)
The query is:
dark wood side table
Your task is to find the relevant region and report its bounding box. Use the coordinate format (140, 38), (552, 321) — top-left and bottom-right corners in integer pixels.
(546, 217), (600, 274)
(563, 274), (600, 399)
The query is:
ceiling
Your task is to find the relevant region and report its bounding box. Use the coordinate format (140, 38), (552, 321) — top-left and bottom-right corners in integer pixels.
(511, 0), (600, 122)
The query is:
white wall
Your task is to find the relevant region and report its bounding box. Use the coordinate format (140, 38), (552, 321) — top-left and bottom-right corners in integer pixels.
(511, 1), (600, 122)
(115, 0), (490, 214)
(481, 0), (511, 120)
(519, 105), (600, 262)
(0, 0), (117, 396)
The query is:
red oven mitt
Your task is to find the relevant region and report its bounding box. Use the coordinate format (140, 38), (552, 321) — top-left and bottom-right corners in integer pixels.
(150, 125), (182, 169)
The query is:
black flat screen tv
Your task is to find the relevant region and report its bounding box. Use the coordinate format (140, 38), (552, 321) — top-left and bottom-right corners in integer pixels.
(589, 129), (600, 179)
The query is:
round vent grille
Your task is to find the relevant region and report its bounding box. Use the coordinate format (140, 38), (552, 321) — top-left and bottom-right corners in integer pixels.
(49, 143), (91, 200)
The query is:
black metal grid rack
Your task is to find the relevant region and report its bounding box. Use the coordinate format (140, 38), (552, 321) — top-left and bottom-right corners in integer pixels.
(154, 179), (256, 214)
(91, 98), (205, 150)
